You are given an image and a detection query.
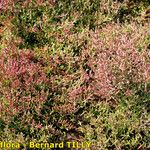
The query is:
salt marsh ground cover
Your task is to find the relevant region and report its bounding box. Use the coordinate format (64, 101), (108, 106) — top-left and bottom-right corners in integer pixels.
(0, 0), (150, 149)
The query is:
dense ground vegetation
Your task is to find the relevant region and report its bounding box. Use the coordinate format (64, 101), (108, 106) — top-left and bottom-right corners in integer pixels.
(0, 0), (150, 149)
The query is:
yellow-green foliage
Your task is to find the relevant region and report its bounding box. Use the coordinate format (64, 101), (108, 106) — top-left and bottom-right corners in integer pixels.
(0, 0), (149, 149)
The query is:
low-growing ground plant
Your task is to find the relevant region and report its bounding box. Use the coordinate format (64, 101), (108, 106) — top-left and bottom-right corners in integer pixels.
(0, 0), (150, 150)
